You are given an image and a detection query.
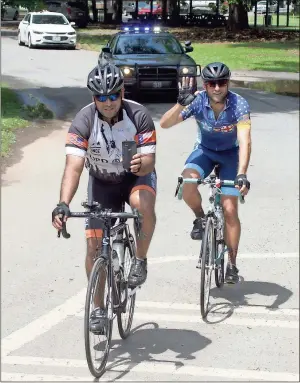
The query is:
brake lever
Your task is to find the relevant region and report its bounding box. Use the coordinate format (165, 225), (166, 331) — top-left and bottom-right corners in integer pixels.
(175, 176), (183, 197)
(57, 221), (71, 239)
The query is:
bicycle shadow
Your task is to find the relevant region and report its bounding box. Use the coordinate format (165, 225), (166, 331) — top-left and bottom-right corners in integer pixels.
(100, 322), (212, 381)
(209, 276), (294, 313)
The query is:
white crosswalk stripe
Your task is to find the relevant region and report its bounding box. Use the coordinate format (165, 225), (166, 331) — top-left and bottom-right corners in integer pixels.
(1, 278), (299, 381)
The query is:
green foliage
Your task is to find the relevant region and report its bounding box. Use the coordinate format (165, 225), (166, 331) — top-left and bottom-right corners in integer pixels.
(22, 101), (54, 119)
(2, 0), (47, 11)
(1, 85), (53, 157)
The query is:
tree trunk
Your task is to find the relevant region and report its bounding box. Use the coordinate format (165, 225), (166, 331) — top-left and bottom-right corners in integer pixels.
(113, 0), (123, 24)
(91, 0), (97, 22)
(169, 0), (180, 25)
(227, 2), (249, 30)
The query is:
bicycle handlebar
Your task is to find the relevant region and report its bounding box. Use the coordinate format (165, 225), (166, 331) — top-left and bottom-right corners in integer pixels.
(175, 176), (245, 204)
(57, 203), (143, 239)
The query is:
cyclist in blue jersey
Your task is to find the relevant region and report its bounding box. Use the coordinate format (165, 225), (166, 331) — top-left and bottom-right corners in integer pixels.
(160, 62), (251, 283)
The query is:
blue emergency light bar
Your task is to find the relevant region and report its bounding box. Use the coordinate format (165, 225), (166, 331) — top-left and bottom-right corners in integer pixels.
(122, 25), (161, 33)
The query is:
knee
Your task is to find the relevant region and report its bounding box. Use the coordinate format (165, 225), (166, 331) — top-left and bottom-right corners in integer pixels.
(181, 169), (201, 200)
(222, 200), (239, 225)
(130, 191), (156, 224)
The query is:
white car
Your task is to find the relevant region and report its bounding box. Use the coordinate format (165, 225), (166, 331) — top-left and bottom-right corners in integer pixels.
(252, 1), (277, 14)
(18, 11), (77, 49)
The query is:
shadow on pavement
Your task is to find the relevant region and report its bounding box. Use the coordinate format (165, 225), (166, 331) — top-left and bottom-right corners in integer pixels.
(103, 321), (212, 381)
(2, 74), (299, 173)
(210, 279), (294, 310)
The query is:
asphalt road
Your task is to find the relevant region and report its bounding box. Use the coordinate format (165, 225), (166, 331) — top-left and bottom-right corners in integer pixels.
(1, 36), (299, 381)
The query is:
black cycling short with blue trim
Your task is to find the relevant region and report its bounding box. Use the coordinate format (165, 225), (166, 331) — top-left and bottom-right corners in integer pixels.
(183, 144), (239, 197)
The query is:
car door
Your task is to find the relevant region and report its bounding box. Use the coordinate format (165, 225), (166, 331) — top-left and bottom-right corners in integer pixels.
(20, 14), (29, 40)
(24, 14), (31, 43)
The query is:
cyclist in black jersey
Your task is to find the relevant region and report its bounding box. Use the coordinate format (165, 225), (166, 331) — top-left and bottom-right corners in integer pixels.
(52, 58), (157, 333)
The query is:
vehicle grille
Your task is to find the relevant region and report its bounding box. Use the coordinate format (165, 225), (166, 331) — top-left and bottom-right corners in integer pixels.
(138, 67), (178, 80)
(45, 32), (67, 35)
(44, 36), (69, 41)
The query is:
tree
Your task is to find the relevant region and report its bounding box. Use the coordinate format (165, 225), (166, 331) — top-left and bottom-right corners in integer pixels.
(2, 0), (46, 11)
(227, 0), (249, 30)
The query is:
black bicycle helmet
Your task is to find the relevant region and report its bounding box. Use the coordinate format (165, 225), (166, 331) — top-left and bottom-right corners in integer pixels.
(201, 62), (231, 81)
(87, 58), (124, 95)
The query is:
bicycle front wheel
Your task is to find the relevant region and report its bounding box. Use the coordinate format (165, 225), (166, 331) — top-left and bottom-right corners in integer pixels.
(117, 240), (136, 339)
(215, 241), (225, 288)
(84, 257), (113, 378)
(200, 217), (216, 319)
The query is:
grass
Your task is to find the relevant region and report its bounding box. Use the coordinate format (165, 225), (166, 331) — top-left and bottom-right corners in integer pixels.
(248, 14), (300, 29)
(189, 41), (300, 72)
(1, 84), (29, 157)
(1, 84), (54, 157)
(77, 33), (112, 51)
(77, 33), (299, 73)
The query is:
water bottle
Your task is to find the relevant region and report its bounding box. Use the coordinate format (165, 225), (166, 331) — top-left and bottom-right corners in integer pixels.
(112, 232), (124, 272)
(112, 250), (120, 273)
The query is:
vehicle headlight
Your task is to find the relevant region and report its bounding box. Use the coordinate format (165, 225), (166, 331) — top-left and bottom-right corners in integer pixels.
(180, 66), (196, 75)
(32, 30), (43, 34)
(120, 66), (135, 76)
(68, 32), (76, 35)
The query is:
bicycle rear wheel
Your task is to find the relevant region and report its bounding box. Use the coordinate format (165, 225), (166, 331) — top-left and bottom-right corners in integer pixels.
(117, 240), (136, 339)
(200, 217), (216, 319)
(84, 257), (113, 378)
(215, 241), (225, 288)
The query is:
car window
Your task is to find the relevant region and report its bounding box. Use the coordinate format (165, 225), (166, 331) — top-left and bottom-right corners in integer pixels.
(67, 1), (85, 10)
(31, 14), (69, 24)
(115, 35), (183, 55)
(109, 35), (118, 50)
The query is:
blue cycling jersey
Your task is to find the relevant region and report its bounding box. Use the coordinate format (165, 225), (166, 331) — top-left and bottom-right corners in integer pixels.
(181, 90), (251, 151)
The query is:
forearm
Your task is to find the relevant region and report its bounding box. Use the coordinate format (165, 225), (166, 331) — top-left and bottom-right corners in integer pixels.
(59, 166), (82, 205)
(160, 104), (184, 129)
(238, 140), (251, 175)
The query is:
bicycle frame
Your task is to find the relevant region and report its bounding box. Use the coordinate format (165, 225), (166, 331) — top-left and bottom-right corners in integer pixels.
(175, 174), (244, 265)
(100, 216), (139, 315)
(57, 202), (142, 312)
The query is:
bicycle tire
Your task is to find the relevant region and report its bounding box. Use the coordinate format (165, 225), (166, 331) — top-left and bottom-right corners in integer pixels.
(117, 241), (136, 339)
(215, 242), (225, 288)
(200, 217), (216, 319)
(84, 257), (113, 378)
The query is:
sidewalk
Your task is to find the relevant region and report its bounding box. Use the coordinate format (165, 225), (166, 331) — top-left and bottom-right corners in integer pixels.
(231, 70), (299, 82)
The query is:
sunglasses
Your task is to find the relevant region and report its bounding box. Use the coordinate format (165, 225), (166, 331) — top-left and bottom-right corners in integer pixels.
(95, 93), (121, 102)
(205, 80), (228, 88)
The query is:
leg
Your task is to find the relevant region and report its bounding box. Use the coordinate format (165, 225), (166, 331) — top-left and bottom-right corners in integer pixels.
(217, 147), (241, 283)
(182, 168), (205, 218)
(129, 188), (156, 260)
(221, 196), (240, 266)
(86, 236), (105, 309)
(126, 172), (157, 287)
(182, 146), (214, 240)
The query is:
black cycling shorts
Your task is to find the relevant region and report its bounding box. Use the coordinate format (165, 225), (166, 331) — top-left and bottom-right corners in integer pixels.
(85, 171), (157, 238)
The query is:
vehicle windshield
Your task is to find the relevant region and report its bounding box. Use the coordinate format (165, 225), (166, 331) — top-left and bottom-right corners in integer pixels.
(32, 15), (69, 25)
(115, 35), (183, 55)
